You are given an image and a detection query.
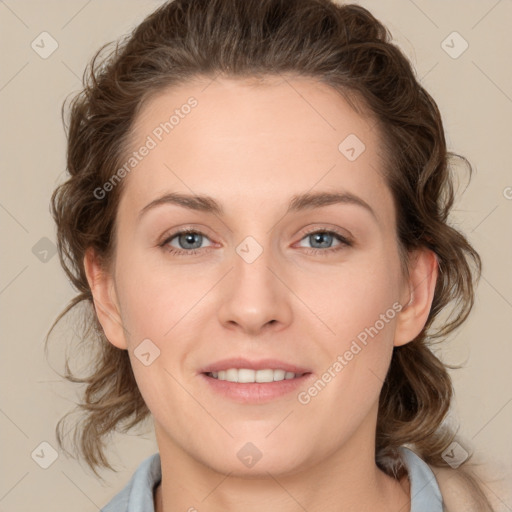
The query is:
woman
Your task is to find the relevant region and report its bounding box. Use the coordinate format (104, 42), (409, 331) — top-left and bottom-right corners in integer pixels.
(48, 0), (497, 510)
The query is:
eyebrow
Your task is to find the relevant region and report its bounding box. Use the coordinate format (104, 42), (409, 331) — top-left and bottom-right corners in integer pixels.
(138, 190), (377, 221)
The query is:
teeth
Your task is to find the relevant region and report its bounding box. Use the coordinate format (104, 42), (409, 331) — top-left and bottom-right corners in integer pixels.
(274, 369), (285, 381)
(208, 368), (302, 383)
(226, 368), (238, 381)
(240, 369), (258, 383)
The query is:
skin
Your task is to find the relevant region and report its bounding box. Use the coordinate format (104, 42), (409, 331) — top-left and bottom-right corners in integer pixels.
(85, 75), (438, 512)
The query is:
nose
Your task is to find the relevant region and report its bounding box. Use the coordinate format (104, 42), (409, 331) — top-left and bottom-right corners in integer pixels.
(216, 239), (293, 336)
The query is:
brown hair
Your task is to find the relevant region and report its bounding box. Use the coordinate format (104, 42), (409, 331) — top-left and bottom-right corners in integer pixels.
(47, 0), (492, 507)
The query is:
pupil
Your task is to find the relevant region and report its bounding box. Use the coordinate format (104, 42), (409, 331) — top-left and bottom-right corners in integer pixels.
(181, 233), (201, 249)
(312, 232), (332, 248)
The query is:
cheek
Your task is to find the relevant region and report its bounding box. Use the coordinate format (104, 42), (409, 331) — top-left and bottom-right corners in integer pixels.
(306, 252), (401, 343)
(300, 251), (401, 399)
(113, 247), (201, 342)
(125, 351), (196, 446)
(296, 264), (399, 432)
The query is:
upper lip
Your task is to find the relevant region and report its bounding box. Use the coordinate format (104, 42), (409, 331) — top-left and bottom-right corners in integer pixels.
(199, 358), (312, 375)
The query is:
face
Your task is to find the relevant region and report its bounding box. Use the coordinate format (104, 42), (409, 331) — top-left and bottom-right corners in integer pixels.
(95, 75), (420, 476)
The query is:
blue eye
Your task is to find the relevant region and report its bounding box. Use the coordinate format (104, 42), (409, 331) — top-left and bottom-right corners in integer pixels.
(160, 228), (352, 257)
(161, 229), (213, 255)
(300, 231), (340, 249)
(297, 229), (352, 255)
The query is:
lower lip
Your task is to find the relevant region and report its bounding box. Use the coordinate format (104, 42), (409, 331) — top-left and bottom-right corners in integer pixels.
(199, 372), (314, 404)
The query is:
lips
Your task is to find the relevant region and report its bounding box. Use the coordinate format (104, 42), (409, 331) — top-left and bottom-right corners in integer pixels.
(198, 358), (314, 403)
(199, 357), (312, 375)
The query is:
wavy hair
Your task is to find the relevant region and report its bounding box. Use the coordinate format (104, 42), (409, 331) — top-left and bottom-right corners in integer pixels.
(47, 0), (492, 508)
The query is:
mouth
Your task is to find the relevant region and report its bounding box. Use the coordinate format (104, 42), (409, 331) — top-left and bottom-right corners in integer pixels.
(199, 360), (314, 403)
(204, 368), (310, 383)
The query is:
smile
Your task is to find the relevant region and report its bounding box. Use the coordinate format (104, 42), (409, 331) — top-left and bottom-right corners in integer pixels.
(206, 368), (306, 383)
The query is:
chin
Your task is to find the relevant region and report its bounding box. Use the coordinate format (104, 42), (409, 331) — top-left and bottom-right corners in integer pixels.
(197, 441), (314, 478)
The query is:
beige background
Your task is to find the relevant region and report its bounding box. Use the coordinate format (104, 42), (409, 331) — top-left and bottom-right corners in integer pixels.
(1, 1), (511, 511)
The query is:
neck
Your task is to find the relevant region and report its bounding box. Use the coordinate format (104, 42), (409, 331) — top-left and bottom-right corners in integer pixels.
(153, 419), (410, 512)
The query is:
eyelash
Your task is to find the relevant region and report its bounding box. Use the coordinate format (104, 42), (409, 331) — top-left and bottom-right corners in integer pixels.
(159, 227), (353, 257)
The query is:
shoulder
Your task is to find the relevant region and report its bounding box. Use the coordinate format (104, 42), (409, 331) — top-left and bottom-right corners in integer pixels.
(429, 464), (498, 512)
(398, 447), (503, 512)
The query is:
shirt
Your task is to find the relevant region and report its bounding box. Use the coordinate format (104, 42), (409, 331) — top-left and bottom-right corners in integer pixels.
(101, 446), (443, 512)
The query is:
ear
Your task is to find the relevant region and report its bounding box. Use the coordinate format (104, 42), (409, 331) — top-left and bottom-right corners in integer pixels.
(394, 248), (438, 347)
(83, 247), (128, 350)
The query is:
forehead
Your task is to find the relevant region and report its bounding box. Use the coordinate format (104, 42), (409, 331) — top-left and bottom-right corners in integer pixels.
(119, 75), (393, 224)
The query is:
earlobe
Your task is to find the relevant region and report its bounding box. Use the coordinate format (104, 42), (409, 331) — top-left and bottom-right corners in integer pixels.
(83, 248), (128, 350)
(393, 249), (438, 347)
